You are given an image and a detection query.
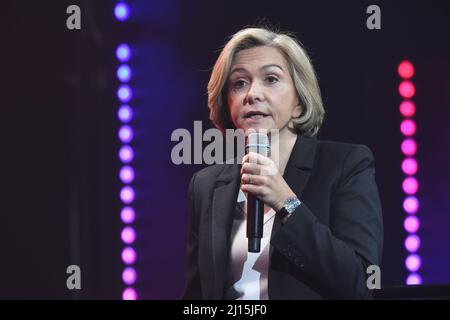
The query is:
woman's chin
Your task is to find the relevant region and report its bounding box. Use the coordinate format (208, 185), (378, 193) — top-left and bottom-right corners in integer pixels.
(243, 124), (276, 134)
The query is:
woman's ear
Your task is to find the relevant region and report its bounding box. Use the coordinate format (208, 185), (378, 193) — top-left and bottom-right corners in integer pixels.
(292, 104), (303, 118)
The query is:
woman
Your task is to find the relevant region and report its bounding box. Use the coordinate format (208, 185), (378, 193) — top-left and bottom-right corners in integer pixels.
(183, 27), (383, 299)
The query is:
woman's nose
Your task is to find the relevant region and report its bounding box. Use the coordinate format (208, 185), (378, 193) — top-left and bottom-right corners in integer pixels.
(246, 82), (264, 104)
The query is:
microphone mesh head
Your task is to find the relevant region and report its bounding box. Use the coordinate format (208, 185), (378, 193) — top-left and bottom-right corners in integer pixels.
(246, 132), (270, 156)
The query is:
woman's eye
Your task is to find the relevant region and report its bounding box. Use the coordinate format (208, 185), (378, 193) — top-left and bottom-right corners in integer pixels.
(266, 76), (279, 84)
(232, 80), (247, 88)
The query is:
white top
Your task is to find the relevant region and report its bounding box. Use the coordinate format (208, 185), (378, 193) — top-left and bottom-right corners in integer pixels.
(224, 188), (276, 300)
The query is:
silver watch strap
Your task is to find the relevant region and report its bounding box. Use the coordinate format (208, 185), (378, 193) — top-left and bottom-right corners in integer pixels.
(284, 196), (301, 214)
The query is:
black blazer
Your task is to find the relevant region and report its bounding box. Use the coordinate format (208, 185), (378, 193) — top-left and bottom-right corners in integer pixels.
(183, 134), (383, 299)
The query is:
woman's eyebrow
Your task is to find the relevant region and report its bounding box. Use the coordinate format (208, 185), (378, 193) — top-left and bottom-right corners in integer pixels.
(260, 64), (284, 72)
(229, 67), (248, 76)
(230, 64), (284, 76)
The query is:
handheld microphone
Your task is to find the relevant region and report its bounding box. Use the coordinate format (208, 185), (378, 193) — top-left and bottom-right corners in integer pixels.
(245, 132), (270, 253)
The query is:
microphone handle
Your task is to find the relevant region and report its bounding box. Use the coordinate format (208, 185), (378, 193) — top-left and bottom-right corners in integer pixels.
(247, 194), (264, 253)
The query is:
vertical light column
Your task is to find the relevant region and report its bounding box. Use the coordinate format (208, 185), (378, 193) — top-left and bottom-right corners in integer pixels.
(398, 60), (422, 285)
(115, 1), (138, 300)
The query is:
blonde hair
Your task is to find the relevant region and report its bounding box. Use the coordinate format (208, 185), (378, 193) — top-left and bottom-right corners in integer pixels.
(207, 27), (325, 136)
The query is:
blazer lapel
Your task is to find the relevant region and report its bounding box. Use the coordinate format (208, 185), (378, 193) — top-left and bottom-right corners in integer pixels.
(211, 164), (241, 299)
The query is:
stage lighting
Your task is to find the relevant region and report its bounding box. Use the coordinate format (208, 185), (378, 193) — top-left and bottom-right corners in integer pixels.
(118, 105), (133, 123)
(117, 85), (132, 103)
(399, 80), (416, 98)
(114, 3), (130, 21)
(402, 177), (419, 195)
(121, 226), (136, 245)
(404, 234), (421, 253)
(402, 158), (418, 175)
(119, 125), (134, 143)
(117, 64), (132, 82)
(405, 254), (422, 273)
(400, 119), (416, 136)
(403, 196), (420, 214)
(399, 100), (416, 117)
(398, 60), (415, 79)
(120, 186), (135, 204)
(120, 166), (135, 184)
(122, 247), (137, 265)
(116, 44), (131, 62)
(119, 145), (134, 163)
(121, 206), (136, 224)
(122, 287), (137, 300)
(401, 138), (417, 156)
(404, 216), (420, 233)
(122, 267), (137, 285)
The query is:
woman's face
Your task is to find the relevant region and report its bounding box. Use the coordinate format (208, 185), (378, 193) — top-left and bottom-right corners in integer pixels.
(227, 46), (302, 134)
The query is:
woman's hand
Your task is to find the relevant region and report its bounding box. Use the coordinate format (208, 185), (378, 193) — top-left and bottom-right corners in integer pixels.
(240, 152), (296, 212)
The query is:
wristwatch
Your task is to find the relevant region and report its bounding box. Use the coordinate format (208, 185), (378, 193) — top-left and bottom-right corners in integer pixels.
(278, 196), (301, 222)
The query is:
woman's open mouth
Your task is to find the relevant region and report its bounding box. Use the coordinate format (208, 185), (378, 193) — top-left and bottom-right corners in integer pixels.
(243, 111), (270, 121)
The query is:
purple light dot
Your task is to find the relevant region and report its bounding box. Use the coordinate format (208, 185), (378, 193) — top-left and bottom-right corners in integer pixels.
(120, 166), (135, 184)
(117, 85), (133, 103)
(400, 119), (416, 136)
(404, 234), (421, 253)
(404, 216), (420, 233)
(121, 206), (135, 224)
(117, 64), (132, 82)
(121, 226), (136, 244)
(118, 105), (133, 123)
(122, 247), (136, 265)
(120, 186), (135, 204)
(402, 177), (419, 195)
(119, 145), (134, 163)
(114, 3), (130, 21)
(401, 139), (417, 156)
(122, 287), (137, 300)
(403, 196), (419, 214)
(399, 80), (415, 99)
(406, 273), (422, 285)
(116, 44), (131, 62)
(119, 125), (134, 143)
(399, 101), (416, 117)
(122, 267), (137, 285)
(402, 158), (418, 175)
(405, 254), (421, 272)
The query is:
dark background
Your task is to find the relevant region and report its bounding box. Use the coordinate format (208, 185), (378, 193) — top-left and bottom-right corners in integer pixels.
(1, 0), (449, 299)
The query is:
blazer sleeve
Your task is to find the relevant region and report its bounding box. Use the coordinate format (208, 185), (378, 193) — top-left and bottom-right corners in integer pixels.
(271, 144), (384, 299)
(182, 172), (203, 299)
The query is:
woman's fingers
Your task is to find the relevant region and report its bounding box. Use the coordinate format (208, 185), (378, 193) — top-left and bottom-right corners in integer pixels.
(241, 173), (266, 186)
(240, 162), (261, 175)
(241, 182), (263, 196)
(242, 153), (278, 177)
(242, 152), (272, 165)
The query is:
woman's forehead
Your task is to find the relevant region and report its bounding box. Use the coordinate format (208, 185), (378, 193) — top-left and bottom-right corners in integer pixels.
(231, 46), (288, 72)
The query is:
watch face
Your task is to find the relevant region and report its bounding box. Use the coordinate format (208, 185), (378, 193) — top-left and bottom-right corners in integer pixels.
(285, 197), (301, 214)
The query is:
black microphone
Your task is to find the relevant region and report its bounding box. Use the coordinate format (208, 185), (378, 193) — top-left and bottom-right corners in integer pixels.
(245, 132), (270, 253)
